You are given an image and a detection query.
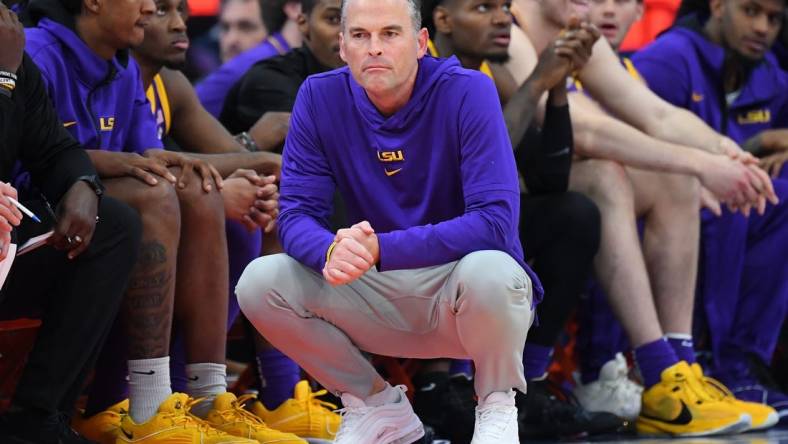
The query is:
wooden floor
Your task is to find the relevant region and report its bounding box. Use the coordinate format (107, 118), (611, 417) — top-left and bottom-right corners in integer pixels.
(428, 425), (788, 444)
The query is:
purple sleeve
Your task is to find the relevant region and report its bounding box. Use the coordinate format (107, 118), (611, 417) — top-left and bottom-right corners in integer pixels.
(631, 48), (690, 108)
(196, 72), (227, 118)
(277, 81), (336, 273)
(376, 75), (521, 271)
(126, 63), (163, 153)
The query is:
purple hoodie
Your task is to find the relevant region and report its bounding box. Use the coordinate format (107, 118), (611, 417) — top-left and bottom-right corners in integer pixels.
(24, 18), (162, 153)
(632, 16), (788, 145)
(196, 34), (291, 118)
(279, 55), (544, 301)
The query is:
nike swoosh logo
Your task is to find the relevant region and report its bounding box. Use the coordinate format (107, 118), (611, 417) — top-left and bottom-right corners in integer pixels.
(641, 400), (693, 425)
(121, 427), (134, 440)
(385, 168), (402, 177)
(63, 121), (77, 128)
(131, 370), (155, 375)
(546, 147), (571, 157)
(419, 382), (437, 392)
(691, 93), (704, 102)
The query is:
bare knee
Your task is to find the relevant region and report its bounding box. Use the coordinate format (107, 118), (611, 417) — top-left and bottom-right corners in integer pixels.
(572, 160), (635, 211)
(173, 170), (226, 228)
(656, 173), (700, 209)
(119, 181), (181, 236)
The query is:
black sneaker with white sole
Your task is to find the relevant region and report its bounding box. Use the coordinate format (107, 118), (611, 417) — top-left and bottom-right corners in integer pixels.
(517, 379), (632, 439)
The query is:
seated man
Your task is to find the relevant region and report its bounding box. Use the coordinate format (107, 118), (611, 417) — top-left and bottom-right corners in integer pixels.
(632, 0), (788, 419)
(503, 0), (777, 435)
(133, 0), (339, 439)
(218, 0), (268, 63)
(22, 0), (259, 441)
(196, 0), (302, 117)
(219, 0), (345, 151)
(571, 0), (648, 420)
(70, 0), (308, 442)
(0, 3), (142, 442)
(237, 0), (541, 442)
(415, 1), (624, 440)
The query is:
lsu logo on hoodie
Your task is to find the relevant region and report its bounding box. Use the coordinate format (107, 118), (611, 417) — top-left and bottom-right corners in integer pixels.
(737, 109), (771, 125)
(99, 117), (115, 131)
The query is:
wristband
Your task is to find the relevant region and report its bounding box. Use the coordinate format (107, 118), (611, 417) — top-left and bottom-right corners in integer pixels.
(0, 78), (16, 91)
(0, 71), (18, 81)
(234, 131), (260, 152)
(326, 240), (338, 264)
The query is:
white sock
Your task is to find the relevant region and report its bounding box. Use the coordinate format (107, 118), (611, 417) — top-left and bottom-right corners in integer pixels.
(364, 383), (399, 407)
(186, 362), (227, 418)
(128, 357), (172, 424)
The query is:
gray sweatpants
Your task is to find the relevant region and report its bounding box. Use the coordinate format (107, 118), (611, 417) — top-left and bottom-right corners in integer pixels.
(236, 250), (534, 400)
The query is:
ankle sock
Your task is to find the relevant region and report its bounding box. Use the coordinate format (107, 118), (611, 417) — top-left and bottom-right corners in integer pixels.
(128, 357), (172, 424)
(634, 337), (680, 388)
(449, 359), (473, 377)
(256, 349), (300, 409)
(523, 343), (553, 381)
(186, 362), (227, 418)
(666, 333), (696, 364)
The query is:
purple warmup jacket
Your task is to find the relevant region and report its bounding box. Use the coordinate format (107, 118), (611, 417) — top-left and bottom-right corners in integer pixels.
(634, 17), (788, 375)
(24, 19), (162, 153)
(196, 34), (290, 118)
(279, 55), (544, 302)
(632, 17), (788, 144)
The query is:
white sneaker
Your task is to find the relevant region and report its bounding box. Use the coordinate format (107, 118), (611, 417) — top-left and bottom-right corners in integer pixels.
(470, 390), (519, 444)
(333, 385), (424, 444)
(573, 352), (643, 420)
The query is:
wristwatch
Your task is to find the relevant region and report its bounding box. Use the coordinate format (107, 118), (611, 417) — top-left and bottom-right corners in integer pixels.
(75, 174), (105, 199)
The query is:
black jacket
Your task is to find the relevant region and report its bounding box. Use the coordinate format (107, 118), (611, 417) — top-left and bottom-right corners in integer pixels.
(1, 53), (97, 204)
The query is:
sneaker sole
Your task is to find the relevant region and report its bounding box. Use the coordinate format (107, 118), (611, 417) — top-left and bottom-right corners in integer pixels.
(383, 421), (425, 444)
(636, 414), (751, 437)
(749, 411), (779, 431)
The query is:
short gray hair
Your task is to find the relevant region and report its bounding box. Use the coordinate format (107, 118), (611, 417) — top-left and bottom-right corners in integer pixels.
(341, 0), (422, 33)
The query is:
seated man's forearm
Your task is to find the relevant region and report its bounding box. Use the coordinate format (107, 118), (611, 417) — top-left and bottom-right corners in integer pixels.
(570, 94), (705, 176)
(187, 152), (282, 178)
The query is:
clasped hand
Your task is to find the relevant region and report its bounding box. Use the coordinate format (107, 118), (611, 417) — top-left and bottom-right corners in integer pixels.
(323, 221), (380, 286)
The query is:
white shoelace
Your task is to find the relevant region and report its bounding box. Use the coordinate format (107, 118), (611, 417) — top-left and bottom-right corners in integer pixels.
(334, 405), (372, 442)
(474, 406), (515, 439)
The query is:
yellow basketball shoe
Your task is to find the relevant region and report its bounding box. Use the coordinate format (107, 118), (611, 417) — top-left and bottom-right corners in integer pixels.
(636, 362), (751, 436)
(115, 393), (256, 443)
(202, 392), (307, 443)
(250, 381), (341, 441)
(72, 399), (128, 444)
(690, 363), (779, 431)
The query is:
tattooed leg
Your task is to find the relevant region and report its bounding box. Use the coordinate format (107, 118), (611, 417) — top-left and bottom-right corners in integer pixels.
(105, 178), (181, 359)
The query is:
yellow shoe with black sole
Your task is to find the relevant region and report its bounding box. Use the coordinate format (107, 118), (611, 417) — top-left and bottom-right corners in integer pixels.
(636, 362), (751, 436)
(72, 399), (128, 444)
(690, 363), (779, 431)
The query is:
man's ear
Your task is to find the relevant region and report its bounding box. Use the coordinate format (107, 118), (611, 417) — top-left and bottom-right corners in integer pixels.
(283, 0), (301, 20)
(339, 31), (348, 63)
(709, 0), (725, 20)
(416, 27), (429, 58)
(433, 5), (452, 34)
(297, 12), (309, 40)
(84, 0), (101, 14)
